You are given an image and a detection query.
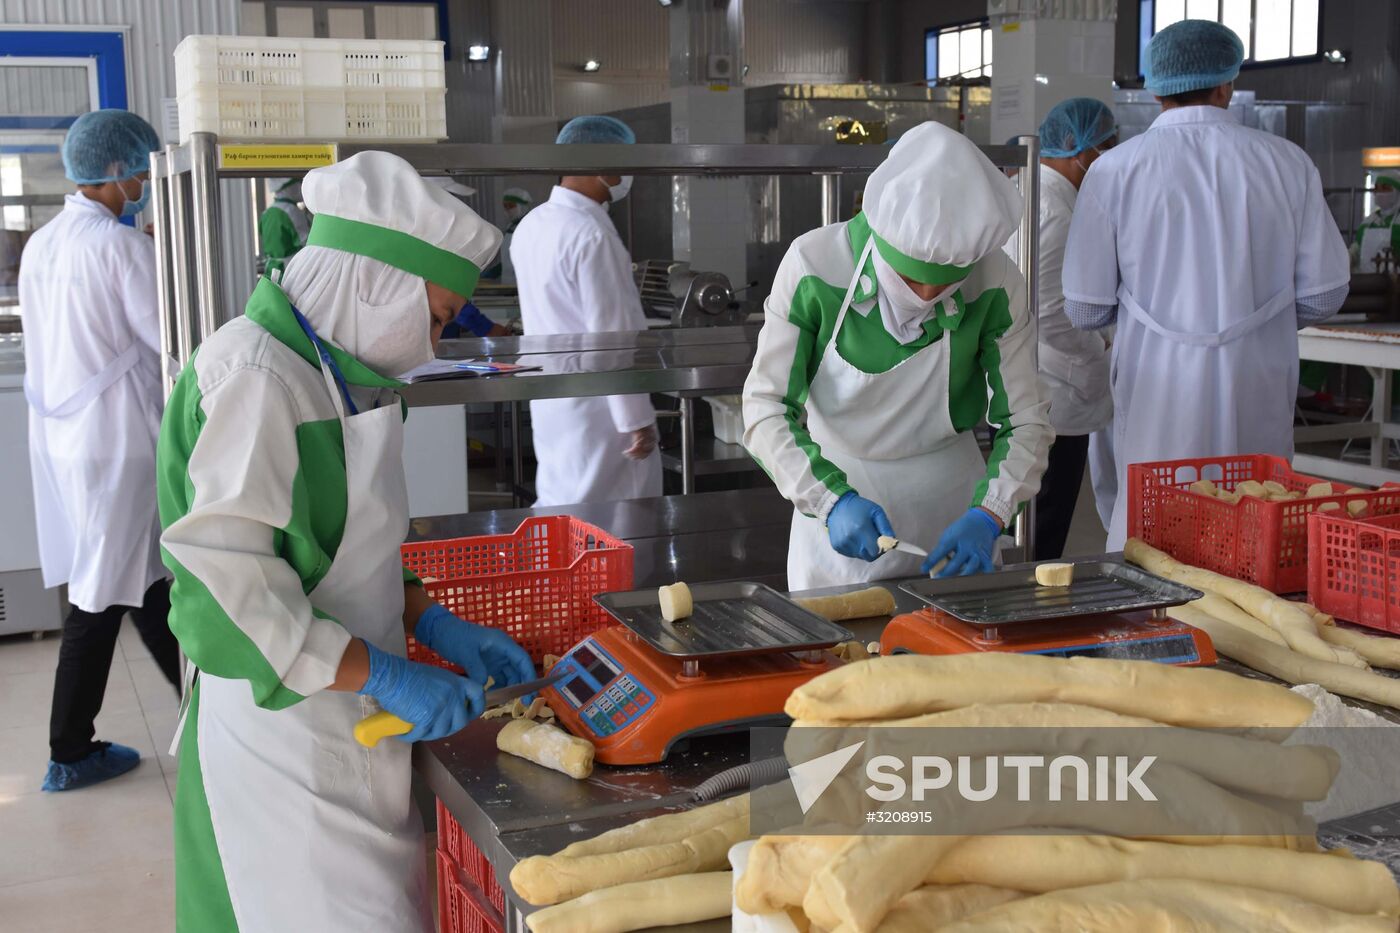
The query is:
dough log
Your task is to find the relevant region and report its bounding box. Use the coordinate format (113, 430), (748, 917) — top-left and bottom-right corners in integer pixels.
(658, 582), (693, 622)
(875, 884), (1025, 932)
(497, 719), (595, 780)
(557, 793), (749, 858)
(735, 833), (848, 914)
(795, 586), (897, 622)
(524, 871), (732, 933)
(1318, 623), (1400, 671)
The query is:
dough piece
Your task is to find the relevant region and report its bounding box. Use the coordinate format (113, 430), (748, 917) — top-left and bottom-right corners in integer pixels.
(543, 653), (562, 671)
(735, 834), (849, 914)
(877, 535), (898, 554)
(795, 587), (896, 622)
(1319, 624), (1400, 670)
(940, 879), (1395, 933)
(1319, 501), (1342, 513)
(1191, 593), (1288, 647)
(525, 871), (732, 933)
(783, 651), (1314, 729)
(497, 719), (595, 780)
(512, 696), (550, 720)
(1187, 479), (1218, 497)
(658, 582), (693, 622)
(1350, 486), (1372, 494)
(876, 884), (1025, 932)
(804, 835), (965, 933)
(1308, 481), (1335, 498)
(830, 641), (870, 662)
(866, 641), (881, 656)
(1349, 499), (1369, 517)
(1170, 603), (1400, 710)
(482, 704), (514, 720)
(1125, 538), (1366, 668)
(1261, 480), (1288, 495)
(558, 794), (750, 858)
(1237, 480), (1268, 498)
(1035, 562), (1074, 586)
(1218, 490), (1243, 505)
(511, 815), (748, 906)
(926, 835), (1400, 917)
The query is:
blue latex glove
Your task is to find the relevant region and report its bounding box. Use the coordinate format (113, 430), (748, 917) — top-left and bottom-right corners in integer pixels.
(357, 640), (484, 742)
(415, 604), (536, 691)
(826, 492), (896, 562)
(923, 508), (1002, 578)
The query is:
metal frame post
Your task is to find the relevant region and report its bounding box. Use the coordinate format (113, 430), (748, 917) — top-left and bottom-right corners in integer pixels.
(150, 150), (177, 397)
(819, 173), (839, 226)
(679, 396), (696, 494)
(1014, 135), (1040, 561)
(189, 132), (226, 347)
(166, 144), (196, 368)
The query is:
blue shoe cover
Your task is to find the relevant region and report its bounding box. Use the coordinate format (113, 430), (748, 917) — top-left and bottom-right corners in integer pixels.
(42, 742), (141, 792)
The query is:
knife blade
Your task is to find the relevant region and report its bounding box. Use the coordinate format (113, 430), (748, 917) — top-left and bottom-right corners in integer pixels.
(893, 540), (929, 559)
(483, 668), (567, 707)
(355, 669), (568, 748)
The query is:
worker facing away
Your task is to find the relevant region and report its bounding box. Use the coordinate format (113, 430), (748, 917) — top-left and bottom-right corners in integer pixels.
(484, 186), (533, 284)
(1004, 97), (1118, 558)
(511, 115), (662, 507)
(1355, 170), (1400, 272)
(1063, 19), (1350, 552)
(257, 176), (310, 268)
(744, 121), (1052, 590)
(21, 109), (181, 792)
(157, 151), (534, 932)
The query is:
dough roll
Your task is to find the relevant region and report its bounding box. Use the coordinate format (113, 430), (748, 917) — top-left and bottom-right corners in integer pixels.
(795, 586), (896, 622)
(524, 871), (732, 933)
(497, 719), (595, 780)
(1319, 623), (1400, 671)
(557, 794), (749, 858)
(875, 884), (1025, 932)
(783, 652), (1314, 730)
(803, 835), (966, 933)
(734, 833), (849, 914)
(937, 878), (1396, 933)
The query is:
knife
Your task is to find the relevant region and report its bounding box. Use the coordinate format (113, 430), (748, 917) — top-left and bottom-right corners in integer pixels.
(354, 668), (568, 748)
(884, 538), (928, 559)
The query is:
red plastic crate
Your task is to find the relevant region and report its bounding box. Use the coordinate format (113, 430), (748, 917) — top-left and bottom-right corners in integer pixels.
(437, 799), (506, 915)
(437, 848), (503, 933)
(401, 516), (632, 664)
(1308, 511), (1400, 633)
(1128, 454), (1400, 593)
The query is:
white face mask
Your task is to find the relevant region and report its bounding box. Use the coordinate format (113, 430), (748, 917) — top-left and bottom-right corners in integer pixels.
(871, 249), (950, 343)
(504, 204), (522, 222)
(355, 286), (436, 378)
(604, 175), (633, 202)
(1377, 189), (1400, 213)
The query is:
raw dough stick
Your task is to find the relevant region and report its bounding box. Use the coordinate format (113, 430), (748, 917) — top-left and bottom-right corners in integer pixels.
(1319, 624), (1400, 671)
(874, 885), (1025, 932)
(525, 871), (733, 933)
(1125, 539), (1366, 668)
(804, 836), (965, 932)
(926, 834), (1400, 917)
(497, 719), (595, 780)
(795, 587), (897, 622)
(783, 652), (1314, 729)
(1169, 604), (1400, 710)
(557, 794), (750, 858)
(1192, 593), (1288, 647)
(937, 878), (1395, 933)
(658, 582), (693, 622)
(511, 815), (749, 906)
(735, 834), (849, 914)
(830, 641), (871, 662)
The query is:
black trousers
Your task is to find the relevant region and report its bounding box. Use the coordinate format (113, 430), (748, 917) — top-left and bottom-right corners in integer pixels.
(49, 579), (182, 763)
(1034, 433), (1091, 561)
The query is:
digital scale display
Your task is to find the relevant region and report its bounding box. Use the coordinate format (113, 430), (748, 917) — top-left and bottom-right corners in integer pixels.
(552, 640), (655, 738)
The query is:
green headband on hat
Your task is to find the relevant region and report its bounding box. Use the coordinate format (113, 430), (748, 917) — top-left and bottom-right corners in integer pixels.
(872, 233), (972, 286)
(306, 214), (481, 298)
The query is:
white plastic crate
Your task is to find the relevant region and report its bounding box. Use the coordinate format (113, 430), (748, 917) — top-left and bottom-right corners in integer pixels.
(706, 395), (745, 445)
(173, 35), (447, 141)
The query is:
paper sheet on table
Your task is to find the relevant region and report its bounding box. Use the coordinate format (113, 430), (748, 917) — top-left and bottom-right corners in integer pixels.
(399, 358), (540, 383)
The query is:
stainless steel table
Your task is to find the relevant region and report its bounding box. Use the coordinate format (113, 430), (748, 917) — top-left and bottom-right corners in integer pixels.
(1297, 320), (1400, 487)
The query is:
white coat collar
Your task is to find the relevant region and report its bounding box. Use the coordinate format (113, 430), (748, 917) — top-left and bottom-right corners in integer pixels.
(1040, 163), (1078, 210)
(548, 185), (611, 224)
(1149, 105), (1238, 130)
(66, 190), (119, 220)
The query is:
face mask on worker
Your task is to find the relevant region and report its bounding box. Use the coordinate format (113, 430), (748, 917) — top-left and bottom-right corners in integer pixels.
(1377, 189), (1400, 214)
(603, 175), (633, 203)
(504, 204), (522, 222)
(872, 249), (950, 343)
(120, 176), (150, 217)
(355, 280), (436, 377)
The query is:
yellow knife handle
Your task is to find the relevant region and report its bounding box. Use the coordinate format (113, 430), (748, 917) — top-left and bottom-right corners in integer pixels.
(355, 711), (413, 748)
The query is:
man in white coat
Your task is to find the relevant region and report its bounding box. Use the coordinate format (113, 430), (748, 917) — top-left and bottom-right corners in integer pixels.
(510, 115), (661, 506)
(21, 109), (181, 791)
(1062, 19), (1350, 550)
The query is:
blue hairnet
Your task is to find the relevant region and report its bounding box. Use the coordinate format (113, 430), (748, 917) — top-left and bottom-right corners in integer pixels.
(62, 109), (162, 184)
(556, 115), (636, 145)
(1039, 98), (1117, 158)
(1144, 19), (1244, 97)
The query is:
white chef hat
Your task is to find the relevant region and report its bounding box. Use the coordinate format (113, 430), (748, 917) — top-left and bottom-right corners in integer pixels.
(302, 151), (501, 298)
(863, 122), (1022, 285)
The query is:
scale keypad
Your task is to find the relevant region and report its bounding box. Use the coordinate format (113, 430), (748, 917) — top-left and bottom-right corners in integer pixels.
(552, 641), (655, 737)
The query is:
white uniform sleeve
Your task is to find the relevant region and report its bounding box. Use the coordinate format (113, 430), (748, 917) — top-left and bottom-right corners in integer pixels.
(577, 231), (656, 434)
(1062, 180), (1120, 310)
(118, 231), (162, 354)
(1294, 162), (1351, 303)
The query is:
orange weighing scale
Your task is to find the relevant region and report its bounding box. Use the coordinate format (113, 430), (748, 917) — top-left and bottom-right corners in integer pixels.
(542, 582), (851, 766)
(881, 561), (1216, 666)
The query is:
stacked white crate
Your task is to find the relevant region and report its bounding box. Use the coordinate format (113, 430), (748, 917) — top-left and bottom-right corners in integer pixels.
(174, 35), (447, 141)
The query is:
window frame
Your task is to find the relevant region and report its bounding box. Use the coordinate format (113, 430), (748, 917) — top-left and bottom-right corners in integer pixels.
(1137, 0), (1325, 75)
(249, 0), (450, 56)
(924, 18), (993, 85)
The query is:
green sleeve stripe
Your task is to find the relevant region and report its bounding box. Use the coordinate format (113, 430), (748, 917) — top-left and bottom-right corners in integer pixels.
(173, 681), (240, 932)
(971, 291), (1016, 510)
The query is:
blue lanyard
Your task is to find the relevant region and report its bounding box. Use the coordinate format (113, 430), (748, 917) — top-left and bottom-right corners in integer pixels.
(289, 304), (359, 416)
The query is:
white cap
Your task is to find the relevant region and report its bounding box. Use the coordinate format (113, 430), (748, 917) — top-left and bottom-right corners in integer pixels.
(863, 122), (1021, 284)
(302, 151), (501, 296)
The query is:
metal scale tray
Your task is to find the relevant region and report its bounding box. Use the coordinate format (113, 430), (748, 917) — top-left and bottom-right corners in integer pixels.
(594, 582), (852, 659)
(899, 561), (1203, 627)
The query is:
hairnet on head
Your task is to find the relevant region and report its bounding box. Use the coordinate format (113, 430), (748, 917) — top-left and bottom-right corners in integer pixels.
(503, 187), (532, 206)
(1144, 19), (1244, 97)
(1039, 98), (1117, 158)
(62, 109), (162, 184)
(555, 115), (636, 145)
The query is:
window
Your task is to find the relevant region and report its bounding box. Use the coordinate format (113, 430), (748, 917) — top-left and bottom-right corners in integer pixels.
(925, 21), (993, 84)
(242, 2), (441, 41)
(1140, 0), (1320, 69)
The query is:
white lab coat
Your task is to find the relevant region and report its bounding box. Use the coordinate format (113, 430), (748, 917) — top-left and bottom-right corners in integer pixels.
(1063, 106), (1350, 549)
(20, 193), (167, 612)
(1004, 165), (1112, 436)
(509, 186), (660, 506)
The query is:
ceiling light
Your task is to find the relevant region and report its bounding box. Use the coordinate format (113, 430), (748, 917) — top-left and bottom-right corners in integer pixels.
(467, 45), (490, 62)
(657, 0), (675, 6)
(1324, 48), (1348, 64)
(583, 59), (601, 73)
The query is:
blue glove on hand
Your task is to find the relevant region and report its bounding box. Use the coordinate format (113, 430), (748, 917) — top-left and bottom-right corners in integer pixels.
(415, 604), (536, 690)
(923, 508), (1002, 578)
(357, 640), (484, 742)
(826, 492), (896, 562)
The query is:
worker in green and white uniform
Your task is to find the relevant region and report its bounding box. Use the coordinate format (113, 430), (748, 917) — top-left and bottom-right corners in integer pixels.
(157, 151), (533, 931)
(1355, 170), (1400, 271)
(743, 121), (1052, 590)
(258, 177), (311, 267)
